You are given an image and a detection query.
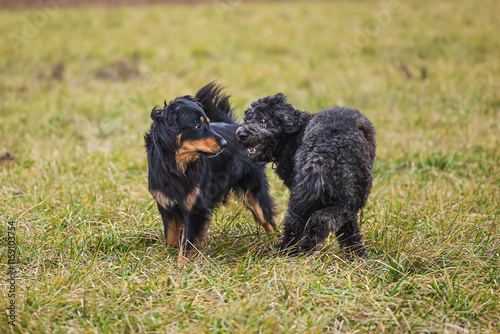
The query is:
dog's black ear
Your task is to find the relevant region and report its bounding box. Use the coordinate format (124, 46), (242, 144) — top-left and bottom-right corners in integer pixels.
(269, 94), (309, 134)
(150, 105), (162, 122)
(151, 103), (179, 126)
(250, 93), (308, 134)
(281, 108), (309, 134)
(253, 93), (288, 108)
(273, 93), (287, 103)
(146, 106), (179, 173)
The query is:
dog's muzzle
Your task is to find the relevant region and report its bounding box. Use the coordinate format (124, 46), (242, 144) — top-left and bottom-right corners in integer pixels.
(237, 131), (249, 141)
(219, 138), (228, 148)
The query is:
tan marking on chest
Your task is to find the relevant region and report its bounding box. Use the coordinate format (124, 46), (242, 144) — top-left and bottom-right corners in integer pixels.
(183, 187), (200, 210)
(150, 189), (177, 209)
(176, 141), (200, 173)
(176, 138), (221, 173)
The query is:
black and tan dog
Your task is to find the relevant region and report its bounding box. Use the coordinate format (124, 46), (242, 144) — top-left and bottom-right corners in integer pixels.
(236, 94), (376, 258)
(145, 83), (275, 264)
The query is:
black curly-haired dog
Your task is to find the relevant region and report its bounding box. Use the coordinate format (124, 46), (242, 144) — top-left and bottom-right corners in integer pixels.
(236, 94), (376, 258)
(145, 83), (275, 264)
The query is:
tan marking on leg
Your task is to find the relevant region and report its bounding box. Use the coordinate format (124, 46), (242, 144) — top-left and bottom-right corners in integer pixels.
(183, 187), (200, 210)
(178, 233), (207, 265)
(196, 234), (209, 249)
(150, 190), (177, 209)
(178, 254), (188, 266)
(166, 215), (183, 248)
(243, 191), (276, 235)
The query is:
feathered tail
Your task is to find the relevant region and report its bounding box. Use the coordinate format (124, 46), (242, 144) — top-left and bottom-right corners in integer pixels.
(195, 82), (235, 124)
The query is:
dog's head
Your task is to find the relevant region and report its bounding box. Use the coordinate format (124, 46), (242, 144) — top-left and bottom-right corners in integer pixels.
(235, 93), (309, 162)
(146, 96), (227, 173)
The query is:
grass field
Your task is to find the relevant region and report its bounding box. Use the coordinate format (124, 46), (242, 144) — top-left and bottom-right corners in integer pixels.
(1, 0), (499, 332)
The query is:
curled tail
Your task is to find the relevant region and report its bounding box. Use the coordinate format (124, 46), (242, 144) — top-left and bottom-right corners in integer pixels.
(195, 82), (235, 124)
(293, 156), (333, 212)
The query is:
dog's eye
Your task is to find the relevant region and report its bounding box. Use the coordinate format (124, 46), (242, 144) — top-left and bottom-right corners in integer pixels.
(259, 118), (267, 124)
(194, 123), (202, 130)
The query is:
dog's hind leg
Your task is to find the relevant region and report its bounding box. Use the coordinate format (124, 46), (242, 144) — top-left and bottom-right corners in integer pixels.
(298, 206), (345, 253)
(299, 208), (368, 258)
(276, 211), (305, 253)
(235, 172), (276, 240)
(241, 190), (276, 236)
(335, 216), (368, 259)
(278, 155), (335, 252)
(276, 187), (320, 252)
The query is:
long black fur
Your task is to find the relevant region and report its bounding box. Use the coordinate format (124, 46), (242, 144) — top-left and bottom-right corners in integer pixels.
(236, 93), (376, 258)
(145, 83), (276, 262)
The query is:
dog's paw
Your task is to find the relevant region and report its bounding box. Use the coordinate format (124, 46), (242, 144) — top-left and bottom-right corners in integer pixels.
(177, 255), (189, 266)
(341, 246), (369, 262)
(299, 241), (325, 255)
(354, 248), (370, 261)
(274, 236), (284, 248)
(275, 238), (300, 256)
(275, 237), (291, 251)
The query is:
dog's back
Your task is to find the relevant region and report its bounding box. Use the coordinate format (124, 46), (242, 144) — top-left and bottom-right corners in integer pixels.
(294, 107), (376, 211)
(311, 107), (376, 165)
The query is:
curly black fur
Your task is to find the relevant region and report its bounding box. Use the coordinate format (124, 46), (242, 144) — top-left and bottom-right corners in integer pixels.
(236, 93), (376, 258)
(145, 82), (276, 263)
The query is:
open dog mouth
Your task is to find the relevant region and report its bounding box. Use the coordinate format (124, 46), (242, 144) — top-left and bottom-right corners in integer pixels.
(247, 144), (265, 155)
(198, 150), (222, 158)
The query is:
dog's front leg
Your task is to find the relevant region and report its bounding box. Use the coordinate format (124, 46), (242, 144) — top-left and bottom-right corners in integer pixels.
(157, 204), (183, 248)
(178, 205), (210, 265)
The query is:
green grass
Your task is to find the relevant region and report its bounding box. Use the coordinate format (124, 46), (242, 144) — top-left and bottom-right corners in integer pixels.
(1, 0), (499, 332)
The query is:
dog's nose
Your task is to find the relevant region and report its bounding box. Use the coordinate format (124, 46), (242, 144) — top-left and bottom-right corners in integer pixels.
(238, 131), (249, 141)
(219, 138), (227, 148)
